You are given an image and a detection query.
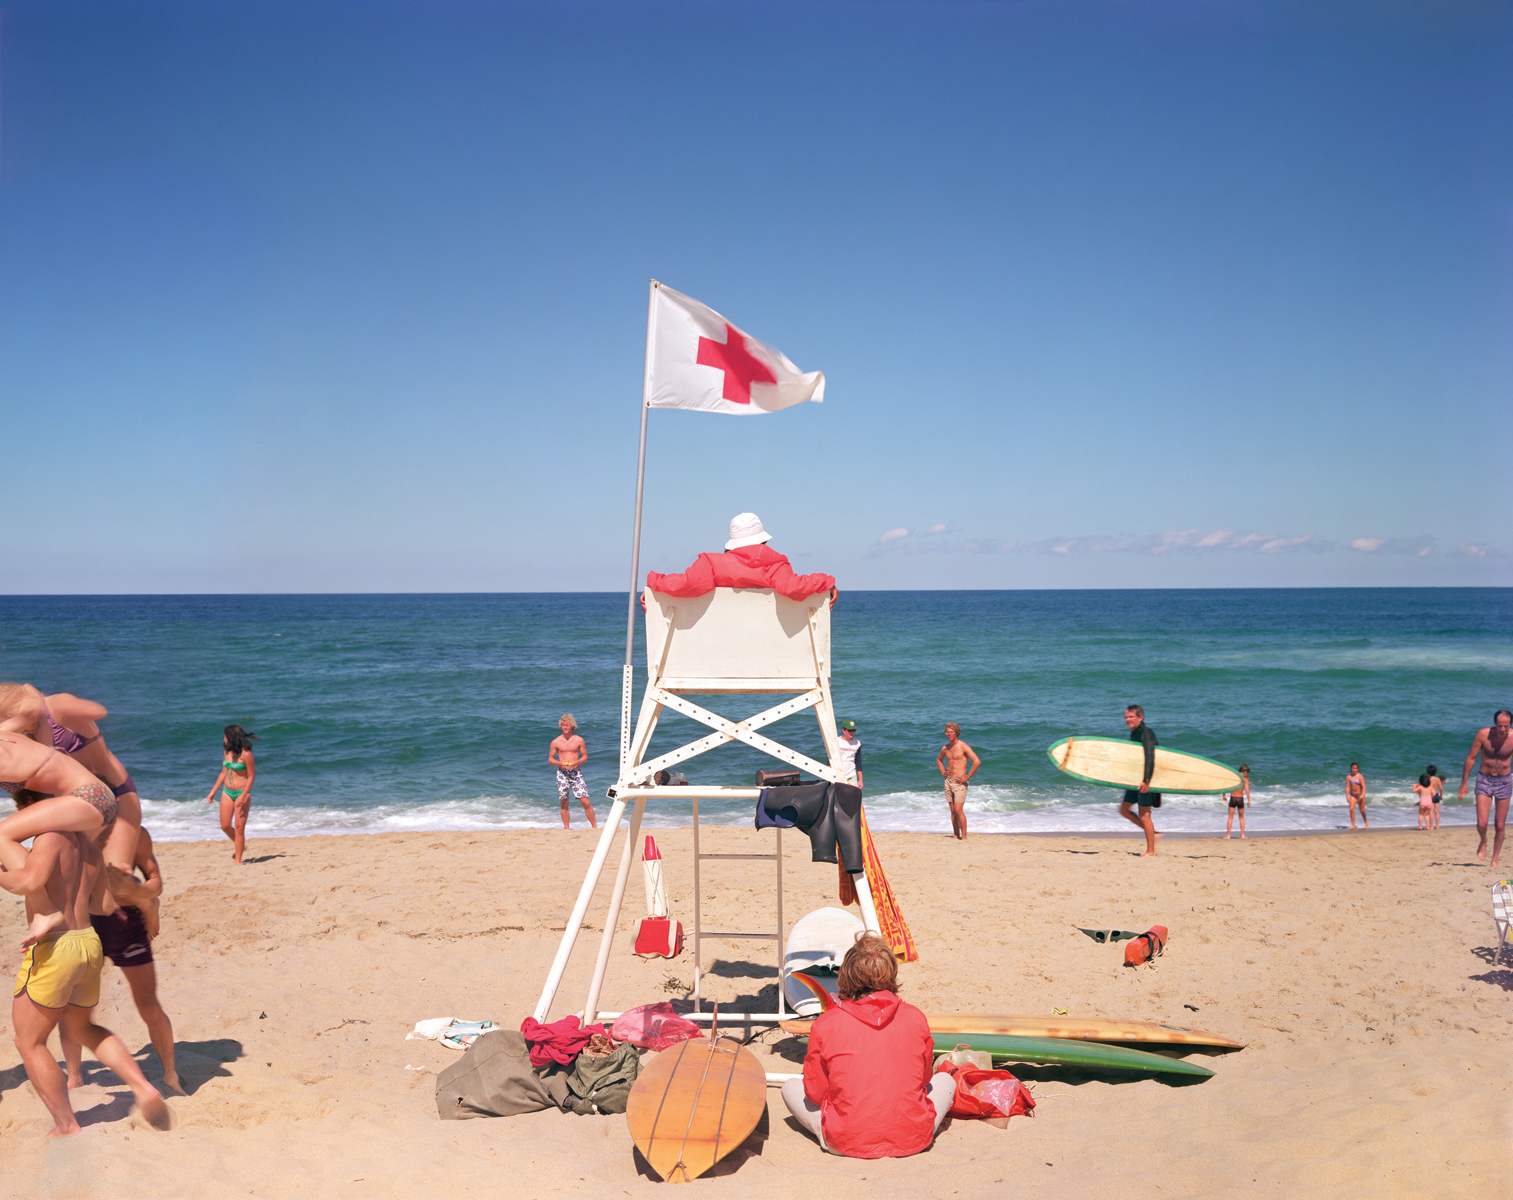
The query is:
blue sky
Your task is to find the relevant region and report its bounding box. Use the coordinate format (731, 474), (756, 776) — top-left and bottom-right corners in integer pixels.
(3, 0), (1508, 593)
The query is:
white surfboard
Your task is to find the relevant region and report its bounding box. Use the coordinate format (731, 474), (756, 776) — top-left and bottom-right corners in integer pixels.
(783, 907), (864, 1016)
(1047, 736), (1241, 794)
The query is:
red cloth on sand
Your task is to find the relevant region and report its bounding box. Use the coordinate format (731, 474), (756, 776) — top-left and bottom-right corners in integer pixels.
(802, 990), (937, 1159)
(646, 544), (834, 602)
(519, 1015), (607, 1068)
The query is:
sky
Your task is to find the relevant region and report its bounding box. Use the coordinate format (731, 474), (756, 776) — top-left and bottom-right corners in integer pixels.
(2, 0), (1509, 593)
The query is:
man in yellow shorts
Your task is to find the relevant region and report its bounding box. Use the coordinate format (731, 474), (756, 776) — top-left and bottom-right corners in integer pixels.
(1, 793), (172, 1136)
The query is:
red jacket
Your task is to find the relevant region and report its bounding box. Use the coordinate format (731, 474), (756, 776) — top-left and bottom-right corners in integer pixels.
(802, 990), (937, 1159)
(645, 544), (834, 602)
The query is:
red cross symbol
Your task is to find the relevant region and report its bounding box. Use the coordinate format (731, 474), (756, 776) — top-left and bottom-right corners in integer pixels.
(696, 323), (776, 405)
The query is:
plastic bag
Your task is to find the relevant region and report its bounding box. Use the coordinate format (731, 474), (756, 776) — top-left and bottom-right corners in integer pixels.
(941, 1064), (1036, 1120)
(969, 1077), (1028, 1117)
(609, 1002), (706, 1052)
(934, 1044), (993, 1072)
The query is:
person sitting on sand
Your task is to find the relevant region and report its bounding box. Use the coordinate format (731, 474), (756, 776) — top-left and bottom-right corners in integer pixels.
(781, 932), (954, 1158)
(0, 791), (172, 1136)
(549, 715), (596, 829)
(204, 724), (258, 864)
(641, 513), (837, 608)
(1413, 773), (1435, 831)
(1224, 765), (1250, 839)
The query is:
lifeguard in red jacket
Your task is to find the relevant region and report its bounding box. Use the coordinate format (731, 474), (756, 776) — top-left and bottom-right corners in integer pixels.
(780, 933), (956, 1157)
(644, 513), (838, 608)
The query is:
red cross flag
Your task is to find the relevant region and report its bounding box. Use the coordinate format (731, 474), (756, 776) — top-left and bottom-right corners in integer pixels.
(646, 282), (825, 415)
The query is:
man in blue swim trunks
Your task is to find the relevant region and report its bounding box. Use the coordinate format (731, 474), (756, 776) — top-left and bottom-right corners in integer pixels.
(1459, 709), (1513, 870)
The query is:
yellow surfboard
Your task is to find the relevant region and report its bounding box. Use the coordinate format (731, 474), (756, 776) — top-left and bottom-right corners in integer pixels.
(625, 1035), (767, 1183)
(1048, 736), (1241, 795)
(781, 1013), (1242, 1049)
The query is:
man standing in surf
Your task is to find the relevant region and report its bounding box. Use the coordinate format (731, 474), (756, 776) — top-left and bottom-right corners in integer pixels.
(935, 722), (978, 840)
(1119, 705), (1160, 856)
(1458, 709), (1512, 870)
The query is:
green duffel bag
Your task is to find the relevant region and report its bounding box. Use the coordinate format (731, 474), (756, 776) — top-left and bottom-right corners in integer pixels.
(561, 1040), (641, 1116)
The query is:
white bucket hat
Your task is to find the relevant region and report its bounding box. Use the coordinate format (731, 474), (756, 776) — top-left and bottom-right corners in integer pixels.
(725, 512), (773, 550)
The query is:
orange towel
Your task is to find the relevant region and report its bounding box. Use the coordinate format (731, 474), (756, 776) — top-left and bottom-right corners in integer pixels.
(838, 806), (918, 963)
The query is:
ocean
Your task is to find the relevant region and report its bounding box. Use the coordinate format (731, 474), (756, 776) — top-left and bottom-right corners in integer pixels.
(1, 589), (1508, 841)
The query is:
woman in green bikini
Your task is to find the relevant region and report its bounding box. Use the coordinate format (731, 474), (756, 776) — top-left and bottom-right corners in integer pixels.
(204, 724), (258, 864)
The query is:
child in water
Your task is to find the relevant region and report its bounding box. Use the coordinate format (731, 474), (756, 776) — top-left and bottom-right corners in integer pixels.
(1413, 773), (1435, 831)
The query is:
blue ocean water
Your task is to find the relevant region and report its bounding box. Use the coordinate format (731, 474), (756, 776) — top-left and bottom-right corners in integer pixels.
(1, 590), (1508, 840)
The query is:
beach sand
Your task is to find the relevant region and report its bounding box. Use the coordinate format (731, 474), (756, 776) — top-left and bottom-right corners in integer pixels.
(1, 825), (1507, 1198)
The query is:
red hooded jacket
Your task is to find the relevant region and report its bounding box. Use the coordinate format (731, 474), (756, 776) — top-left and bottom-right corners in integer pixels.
(802, 990), (937, 1159)
(646, 544), (834, 602)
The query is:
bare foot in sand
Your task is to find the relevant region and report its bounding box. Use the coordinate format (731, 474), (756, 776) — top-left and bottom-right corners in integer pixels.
(161, 1072), (186, 1096)
(131, 1093), (174, 1131)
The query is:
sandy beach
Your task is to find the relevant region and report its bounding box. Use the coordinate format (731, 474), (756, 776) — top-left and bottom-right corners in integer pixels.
(1, 824), (1507, 1198)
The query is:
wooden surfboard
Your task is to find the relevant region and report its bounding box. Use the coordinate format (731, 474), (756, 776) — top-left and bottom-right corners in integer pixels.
(780, 1014), (1242, 1049)
(625, 1035), (767, 1183)
(1047, 736), (1242, 794)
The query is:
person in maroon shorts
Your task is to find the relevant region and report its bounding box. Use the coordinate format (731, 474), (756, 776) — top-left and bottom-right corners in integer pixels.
(61, 824), (182, 1095)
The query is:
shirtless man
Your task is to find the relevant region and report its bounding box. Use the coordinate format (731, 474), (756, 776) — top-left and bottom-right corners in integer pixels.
(1345, 763), (1368, 831)
(1458, 709), (1512, 870)
(61, 823), (181, 1095)
(935, 723), (979, 841)
(548, 714), (596, 829)
(0, 795), (171, 1135)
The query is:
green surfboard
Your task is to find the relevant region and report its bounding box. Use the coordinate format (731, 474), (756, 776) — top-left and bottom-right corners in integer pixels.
(931, 1033), (1214, 1078)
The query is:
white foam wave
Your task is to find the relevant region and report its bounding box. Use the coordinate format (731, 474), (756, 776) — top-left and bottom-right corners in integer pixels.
(142, 781), (1475, 842)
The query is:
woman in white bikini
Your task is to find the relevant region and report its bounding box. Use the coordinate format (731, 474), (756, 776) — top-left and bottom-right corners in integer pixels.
(204, 724), (258, 864)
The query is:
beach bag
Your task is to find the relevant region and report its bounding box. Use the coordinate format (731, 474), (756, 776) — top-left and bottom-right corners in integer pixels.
(435, 1030), (556, 1120)
(634, 917), (684, 958)
(560, 1036), (641, 1116)
(940, 1063), (1035, 1121)
(610, 1002), (705, 1052)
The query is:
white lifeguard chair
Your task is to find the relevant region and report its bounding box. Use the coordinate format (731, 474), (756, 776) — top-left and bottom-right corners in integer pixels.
(532, 587), (881, 1027)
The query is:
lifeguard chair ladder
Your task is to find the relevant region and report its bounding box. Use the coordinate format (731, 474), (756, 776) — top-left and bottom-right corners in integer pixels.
(532, 587), (881, 1027)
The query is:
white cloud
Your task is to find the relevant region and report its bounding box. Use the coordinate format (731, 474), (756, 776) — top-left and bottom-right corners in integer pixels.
(1351, 537), (1386, 552)
(926, 524), (949, 536)
(1417, 546), (1432, 557)
(1458, 543), (1488, 558)
(879, 527), (909, 545)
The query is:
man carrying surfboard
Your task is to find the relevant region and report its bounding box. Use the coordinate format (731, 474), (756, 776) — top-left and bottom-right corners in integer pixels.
(1120, 705), (1160, 856)
(1458, 709), (1513, 870)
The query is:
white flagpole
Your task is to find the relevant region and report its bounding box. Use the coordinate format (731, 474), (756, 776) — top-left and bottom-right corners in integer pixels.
(621, 279), (660, 774)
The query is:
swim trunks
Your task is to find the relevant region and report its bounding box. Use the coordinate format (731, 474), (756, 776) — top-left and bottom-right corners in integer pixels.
(91, 905), (153, 969)
(1476, 773), (1512, 802)
(557, 767), (589, 800)
(1123, 790), (1162, 809)
(14, 928), (103, 1009)
(944, 778), (967, 805)
(1228, 797), (1245, 808)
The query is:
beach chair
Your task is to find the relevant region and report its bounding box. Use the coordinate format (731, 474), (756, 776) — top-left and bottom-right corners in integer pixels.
(534, 587), (882, 1028)
(1493, 881), (1513, 965)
